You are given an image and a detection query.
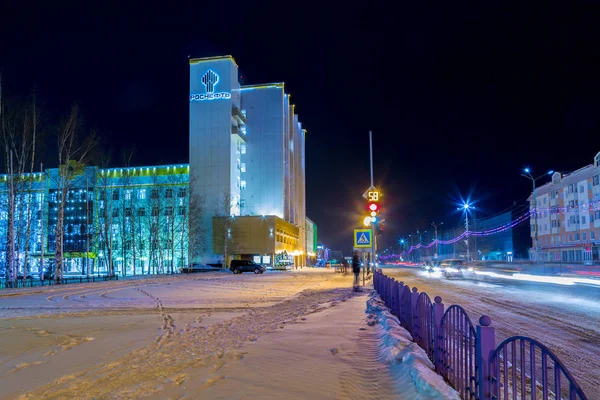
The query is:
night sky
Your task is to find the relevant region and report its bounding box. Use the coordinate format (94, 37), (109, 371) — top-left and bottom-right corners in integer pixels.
(1, 3), (599, 252)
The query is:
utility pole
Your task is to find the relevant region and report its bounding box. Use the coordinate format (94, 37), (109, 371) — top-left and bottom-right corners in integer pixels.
(369, 131), (376, 273)
(431, 222), (443, 257)
(465, 211), (470, 262)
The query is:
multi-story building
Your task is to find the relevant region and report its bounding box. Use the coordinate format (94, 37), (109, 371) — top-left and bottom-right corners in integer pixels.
(189, 55), (307, 266)
(1, 165), (190, 277)
(1, 54), (313, 277)
(528, 152), (600, 263)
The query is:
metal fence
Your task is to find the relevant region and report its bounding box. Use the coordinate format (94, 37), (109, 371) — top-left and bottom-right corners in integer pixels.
(373, 269), (588, 400)
(1, 275), (118, 290)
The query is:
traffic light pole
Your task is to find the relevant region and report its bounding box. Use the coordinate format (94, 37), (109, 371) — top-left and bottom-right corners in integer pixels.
(369, 130), (376, 272)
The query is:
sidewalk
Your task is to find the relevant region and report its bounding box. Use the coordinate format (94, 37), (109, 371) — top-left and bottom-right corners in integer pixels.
(163, 287), (457, 400)
(180, 289), (398, 400)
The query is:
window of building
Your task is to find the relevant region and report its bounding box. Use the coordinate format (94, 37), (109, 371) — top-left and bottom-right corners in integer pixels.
(240, 180), (247, 190)
(240, 198), (245, 208)
(165, 206), (173, 216)
(138, 189), (146, 200)
(138, 207), (146, 217)
(575, 233), (580, 241)
(151, 189), (159, 199)
(165, 188), (173, 198)
(152, 207), (159, 216)
(178, 206), (186, 216)
(583, 232), (587, 241)
(582, 216), (587, 224)
(112, 209), (119, 218)
(125, 240), (132, 251)
(241, 163), (246, 173)
(569, 234), (572, 242)
(166, 239), (173, 249)
(124, 190), (132, 200)
(177, 188), (186, 198)
(593, 175), (599, 186)
(241, 144), (247, 154)
(112, 190), (120, 201)
(580, 185), (585, 193)
(596, 211), (600, 219)
(592, 231), (596, 240)
(595, 153), (600, 167)
(125, 207), (132, 217)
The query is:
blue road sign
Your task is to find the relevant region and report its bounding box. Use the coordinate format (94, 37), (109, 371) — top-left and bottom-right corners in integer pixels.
(354, 229), (372, 248)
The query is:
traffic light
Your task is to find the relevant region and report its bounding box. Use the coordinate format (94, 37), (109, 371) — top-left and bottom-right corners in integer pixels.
(368, 202), (379, 217)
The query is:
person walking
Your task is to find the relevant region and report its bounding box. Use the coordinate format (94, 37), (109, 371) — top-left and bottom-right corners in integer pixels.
(352, 251), (361, 292)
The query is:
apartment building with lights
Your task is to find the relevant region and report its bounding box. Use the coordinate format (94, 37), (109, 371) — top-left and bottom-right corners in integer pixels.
(528, 152), (600, 263)
(189, 55), (308, 266)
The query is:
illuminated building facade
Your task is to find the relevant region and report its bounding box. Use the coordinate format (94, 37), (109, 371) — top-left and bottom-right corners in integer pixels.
(189, 55), (308, 266)
(528, 152), (600, 263)
(1, 165), (190, 277)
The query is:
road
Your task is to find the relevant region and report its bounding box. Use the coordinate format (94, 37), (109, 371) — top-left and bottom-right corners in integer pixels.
(380, 266), (600, 400)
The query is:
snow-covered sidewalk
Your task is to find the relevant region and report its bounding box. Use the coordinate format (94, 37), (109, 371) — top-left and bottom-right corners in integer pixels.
(4, 272), (458, 399)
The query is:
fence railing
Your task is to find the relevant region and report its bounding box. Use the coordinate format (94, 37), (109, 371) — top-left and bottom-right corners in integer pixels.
(373, 269), (589, 400)
(1, 275), (118, 290)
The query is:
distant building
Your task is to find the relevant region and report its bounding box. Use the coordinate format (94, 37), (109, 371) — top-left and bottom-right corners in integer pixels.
(305, 218), (317, 265)
(435, 206), (529, 262)
(528, 152), (600, 263)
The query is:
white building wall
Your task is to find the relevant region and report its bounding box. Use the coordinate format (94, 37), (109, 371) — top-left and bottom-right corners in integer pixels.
(189, 56), (240, 261)
(240, 85), (285, 218)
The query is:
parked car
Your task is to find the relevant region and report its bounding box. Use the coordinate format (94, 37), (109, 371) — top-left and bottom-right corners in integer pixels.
(179, 263), (215, 273)
(230, 260), (266, 274)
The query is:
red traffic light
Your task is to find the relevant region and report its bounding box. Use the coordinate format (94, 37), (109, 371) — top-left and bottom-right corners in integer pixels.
(368, 203), (379, 212)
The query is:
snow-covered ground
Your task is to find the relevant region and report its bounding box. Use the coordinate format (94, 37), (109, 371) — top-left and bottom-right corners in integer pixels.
(382, 267), (600, 400)
(0, 269), (457, 399)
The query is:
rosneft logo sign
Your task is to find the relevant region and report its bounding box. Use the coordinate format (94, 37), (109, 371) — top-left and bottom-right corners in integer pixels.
(190, 69), (231, 101)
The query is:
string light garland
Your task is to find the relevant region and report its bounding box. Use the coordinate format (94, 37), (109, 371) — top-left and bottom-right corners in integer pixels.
(382, 199), (600, 260)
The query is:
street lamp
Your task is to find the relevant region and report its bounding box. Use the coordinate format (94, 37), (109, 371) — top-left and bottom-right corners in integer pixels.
(431, 222), (443, 257)
(458, 203), (474, 262)
(521, 168), (553, 263)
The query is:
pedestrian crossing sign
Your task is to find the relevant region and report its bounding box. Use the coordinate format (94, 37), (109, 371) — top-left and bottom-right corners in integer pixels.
(354, 229), (372, 248)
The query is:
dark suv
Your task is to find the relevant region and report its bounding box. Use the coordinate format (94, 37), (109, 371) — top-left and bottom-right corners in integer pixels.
(230, 260), (266, 274)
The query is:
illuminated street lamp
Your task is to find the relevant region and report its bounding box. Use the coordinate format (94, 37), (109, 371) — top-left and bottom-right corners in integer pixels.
(458, 202), (474, 262)
(521, 168), (554, 263)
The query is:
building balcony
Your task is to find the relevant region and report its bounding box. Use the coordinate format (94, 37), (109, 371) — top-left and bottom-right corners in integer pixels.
(232, 107), (247, 125)
(231, 125), (247, 141)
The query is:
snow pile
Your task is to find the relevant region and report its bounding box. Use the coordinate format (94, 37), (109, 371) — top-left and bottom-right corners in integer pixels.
(366, 293), (461, 400)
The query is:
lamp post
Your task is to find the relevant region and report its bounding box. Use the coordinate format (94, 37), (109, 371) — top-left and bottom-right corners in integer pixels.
(521, 168), (554, 263)
(431, 222), (443, 257)
(458, 203), (473, 262)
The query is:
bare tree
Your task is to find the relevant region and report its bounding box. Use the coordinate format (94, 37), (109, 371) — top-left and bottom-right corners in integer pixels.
(214, 190), (238, 270)
(0, 77), (42, 286)
(96, 162), (116, 277)
(187, 177), (206, 265)
(53, 104), (97, 282)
